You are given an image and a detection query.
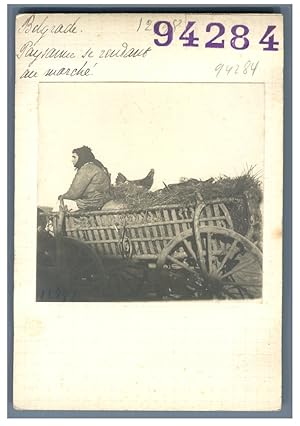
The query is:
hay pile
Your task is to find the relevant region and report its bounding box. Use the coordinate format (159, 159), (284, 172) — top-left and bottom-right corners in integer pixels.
(111, 168), (263, 241)
(112, 168), (262, 209)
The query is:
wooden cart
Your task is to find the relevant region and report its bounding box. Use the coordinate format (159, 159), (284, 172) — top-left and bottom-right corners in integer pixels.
(39, 193), (262, 300)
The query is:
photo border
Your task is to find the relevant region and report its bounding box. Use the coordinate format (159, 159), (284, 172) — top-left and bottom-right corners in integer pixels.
(7, 3), (292, 418)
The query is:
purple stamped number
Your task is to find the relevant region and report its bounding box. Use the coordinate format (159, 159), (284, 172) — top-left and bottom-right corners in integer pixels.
(152, 20), (279, 52)
(230, 25), (250, 50)
(154, 21), (173, 46)
(205, 23), (225, 48)
(259, 25), (279, 51)
(179, 21), (199, 47)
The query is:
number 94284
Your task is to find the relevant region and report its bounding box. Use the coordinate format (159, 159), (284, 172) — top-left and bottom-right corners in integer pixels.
(215, 61), (260, 78)
(153, 21), (279, 51)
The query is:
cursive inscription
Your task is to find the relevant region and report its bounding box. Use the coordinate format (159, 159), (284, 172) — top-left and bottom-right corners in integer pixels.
(17, 41), (76, 67)
(16, 15), (152, 79)
(44, 61), (92, 77)
(18, 15), (80, 43)
(82, 42), (152, 60)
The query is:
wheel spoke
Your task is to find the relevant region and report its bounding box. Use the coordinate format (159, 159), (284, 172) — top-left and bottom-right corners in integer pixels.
(183, 239), (197, 262)
(157, 226), (262, 300)
(195, 231), (207, 274)
(166, 255), (197, 275)
(206, 232), (213, 273)
(235, 286), (246, 298)
(221, 258), (257, 279)
(216, 239), (238, 274)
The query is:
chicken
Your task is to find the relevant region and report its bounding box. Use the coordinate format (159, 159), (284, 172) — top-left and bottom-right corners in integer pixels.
(115, 169), (155, 190)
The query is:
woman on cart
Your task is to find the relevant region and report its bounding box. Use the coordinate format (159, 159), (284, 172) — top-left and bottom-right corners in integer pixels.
(58, 146), (112, 211)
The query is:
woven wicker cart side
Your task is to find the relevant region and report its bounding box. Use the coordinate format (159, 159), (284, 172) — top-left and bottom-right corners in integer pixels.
(63, 205), (193, 260)
(56, 201), (233, 260)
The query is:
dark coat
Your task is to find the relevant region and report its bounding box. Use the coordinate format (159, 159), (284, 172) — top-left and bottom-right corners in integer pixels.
(63, 162), (112, 210)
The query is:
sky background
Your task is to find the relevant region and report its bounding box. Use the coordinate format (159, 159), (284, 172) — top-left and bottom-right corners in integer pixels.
(38, 82), (264, 207)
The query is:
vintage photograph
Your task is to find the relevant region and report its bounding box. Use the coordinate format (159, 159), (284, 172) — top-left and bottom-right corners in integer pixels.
(13, 11), (284, 412)
(37, 82), (264, 302)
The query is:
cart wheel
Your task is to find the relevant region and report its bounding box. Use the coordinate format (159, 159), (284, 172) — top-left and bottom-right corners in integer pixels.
(157, 226), (262, 299)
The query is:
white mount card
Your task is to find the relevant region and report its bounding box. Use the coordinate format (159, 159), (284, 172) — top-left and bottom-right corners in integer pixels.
(14, 13), (283, 411)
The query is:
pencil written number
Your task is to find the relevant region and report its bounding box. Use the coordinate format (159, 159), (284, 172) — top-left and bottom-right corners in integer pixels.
(214, 61), (260, 78)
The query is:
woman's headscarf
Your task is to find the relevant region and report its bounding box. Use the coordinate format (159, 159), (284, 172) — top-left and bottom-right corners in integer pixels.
(72, 146), (109, 177)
